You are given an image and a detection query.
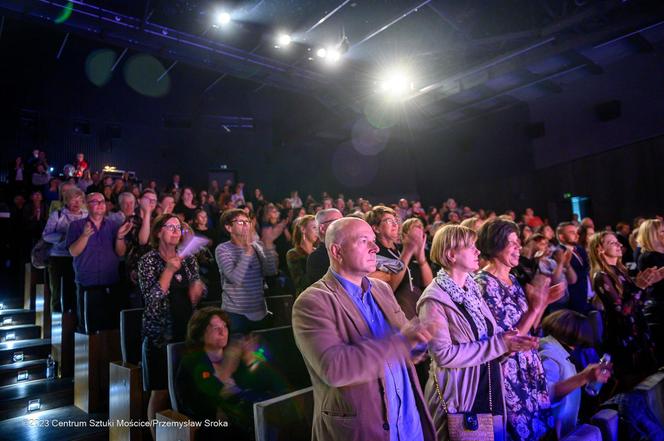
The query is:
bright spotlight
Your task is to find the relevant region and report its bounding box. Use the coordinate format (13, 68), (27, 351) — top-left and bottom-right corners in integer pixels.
(377, 70), (413, 99)
(325, 48), (341, 64)
(214, 11), (231, 27)
(276, 34), (292, 46)
(316, 47), (327, 58)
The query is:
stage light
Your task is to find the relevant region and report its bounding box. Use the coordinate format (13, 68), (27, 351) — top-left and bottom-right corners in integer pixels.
(276, 33), (292, 47)
(377, 69), (414, 99)
(316, 47), (327, 58)
(325, 48), (341, 64)
(213, 11), (231, 27)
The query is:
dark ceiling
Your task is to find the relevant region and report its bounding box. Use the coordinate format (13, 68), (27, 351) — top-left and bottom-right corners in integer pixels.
(2, 0), (664, 136)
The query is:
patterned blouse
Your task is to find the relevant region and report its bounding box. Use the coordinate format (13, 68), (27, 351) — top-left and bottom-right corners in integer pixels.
(139, 249), (201, 347)
(475, 270), (554, 441)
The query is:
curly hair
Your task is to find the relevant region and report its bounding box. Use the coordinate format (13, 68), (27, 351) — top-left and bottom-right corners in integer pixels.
(476, 218), (519, 260)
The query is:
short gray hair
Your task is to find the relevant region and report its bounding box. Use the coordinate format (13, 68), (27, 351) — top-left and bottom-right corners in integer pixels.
(118, 192), (136, 205)
(315, 208), (342, 226)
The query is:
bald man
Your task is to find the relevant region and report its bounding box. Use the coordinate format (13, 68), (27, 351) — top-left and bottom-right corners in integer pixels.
(292, 218), (435, 441)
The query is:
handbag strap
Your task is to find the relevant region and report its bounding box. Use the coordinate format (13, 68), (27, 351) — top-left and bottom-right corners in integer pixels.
(433, 359), (493, 414)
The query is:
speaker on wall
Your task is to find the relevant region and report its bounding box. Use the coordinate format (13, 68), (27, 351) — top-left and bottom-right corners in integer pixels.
(594, 100), (621, 122)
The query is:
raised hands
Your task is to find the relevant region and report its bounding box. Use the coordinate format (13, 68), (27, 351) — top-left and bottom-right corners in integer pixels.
(635, 266), (664, 289)
(117, 221), (133, 239)
(503, 330), (539, 353)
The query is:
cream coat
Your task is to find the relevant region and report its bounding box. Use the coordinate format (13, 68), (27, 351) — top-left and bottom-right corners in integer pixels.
(416, 280), (509, 441)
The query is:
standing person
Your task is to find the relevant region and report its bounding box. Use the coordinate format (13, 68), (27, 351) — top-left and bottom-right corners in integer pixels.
(215, 209), (281, 334)
(304, 208), (343, 287)
(636, 219), (664, 365)
(557, 222), (593, 313)
(286, 215), (318, 297)
(366, 206), (433, 319)
(418, 225), (539, 441)
(42, 188), (87, 313)
(138, 213), (205, 440)
(588, 231), (660, 390)
(73, 153), (88, 178)
(292, 217), (436, 441)
(66, 192), (132, 332)
(475, 219), (565, 441)
(174, 187), (199, 223)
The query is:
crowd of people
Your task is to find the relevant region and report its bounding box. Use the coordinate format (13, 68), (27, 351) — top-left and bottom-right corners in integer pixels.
(3, 149), (664, 441)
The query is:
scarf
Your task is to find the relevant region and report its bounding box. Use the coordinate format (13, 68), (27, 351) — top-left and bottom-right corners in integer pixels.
(435, 269), (488, 340)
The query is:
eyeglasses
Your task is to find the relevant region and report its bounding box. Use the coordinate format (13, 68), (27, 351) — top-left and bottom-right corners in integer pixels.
(162, 224), (182, 233)
(88, 200), (106, 206)
(232, 220), (250, 226)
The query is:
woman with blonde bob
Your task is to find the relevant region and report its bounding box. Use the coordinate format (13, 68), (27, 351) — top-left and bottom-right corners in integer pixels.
(636, 219), (664, 364)
(416, 225), (539, 441)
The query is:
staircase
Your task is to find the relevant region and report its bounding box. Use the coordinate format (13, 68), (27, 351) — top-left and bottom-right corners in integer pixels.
(0, 266), (107, 440)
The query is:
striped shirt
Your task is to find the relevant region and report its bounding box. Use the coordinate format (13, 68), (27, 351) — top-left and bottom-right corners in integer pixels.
(215, 240), (278, 320)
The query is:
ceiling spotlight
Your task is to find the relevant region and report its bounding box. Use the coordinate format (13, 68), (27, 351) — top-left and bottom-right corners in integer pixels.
(276, 34), (292, 47)
(316, 47), (327, 58)
(325, 48), (341, 64)
(378, 70), (414, 99)
(214, 11), (231, 27)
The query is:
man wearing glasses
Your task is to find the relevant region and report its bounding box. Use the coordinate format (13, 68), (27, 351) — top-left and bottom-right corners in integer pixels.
(215, 209), (282, 334)
(66, 192), (132, 332)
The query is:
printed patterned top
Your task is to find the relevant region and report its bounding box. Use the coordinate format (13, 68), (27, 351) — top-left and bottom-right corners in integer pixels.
(475, 270), (554, 441)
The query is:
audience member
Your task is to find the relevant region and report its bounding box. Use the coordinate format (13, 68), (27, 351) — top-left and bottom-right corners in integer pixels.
(66, 192), (131, 332)
(539, 310), (612, 438)
(138, 213), (205, 439)
(42, 188), (87, 313)
(636, 219), (664, 365)
(286, 215), (318, 297)
(215, 209), (280, 334)
(73, 152), (88, 178)
(292, 217), (436, 441)
(417, 224), (538, 440)
(588, 231), (660, 389)
(475, 218), (565, 441)
(557, 222), (593, 313)
(174, 187), (199, 223)
(367, 206), (432, 319)
(304, 208), (343, 287)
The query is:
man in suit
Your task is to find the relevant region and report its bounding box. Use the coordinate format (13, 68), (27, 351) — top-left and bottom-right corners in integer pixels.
(557, 222), (593, 313)
(292, 217), (435, 441)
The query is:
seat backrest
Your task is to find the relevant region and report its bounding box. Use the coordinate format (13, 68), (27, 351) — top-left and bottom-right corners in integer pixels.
(252, 325), (311, 393)
(253, 387), (314, 441)
(587, 310), (603, 347)
(167, 341), (186, 412)
(120, 308), (144, 364)
(265, 295), (294, 327)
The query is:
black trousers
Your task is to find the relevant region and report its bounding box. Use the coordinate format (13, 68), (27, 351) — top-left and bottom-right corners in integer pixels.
(48, 256), (76, 313)
(76, 284), (125, 333)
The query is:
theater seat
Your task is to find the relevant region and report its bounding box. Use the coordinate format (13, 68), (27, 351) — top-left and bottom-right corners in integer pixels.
(560, 423), (601, 441)
(253, 325), (311, 392)
(253, 387), (313, 441)
(590, 408), (619, 441)
(120, 308), (143, 365)
(632, 371), (664, 427)
(167, 341), (186, 412)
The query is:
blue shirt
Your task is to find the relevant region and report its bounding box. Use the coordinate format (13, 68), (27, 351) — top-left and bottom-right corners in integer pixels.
(331, 270), (424, 441)
(65, 217), (121, 286)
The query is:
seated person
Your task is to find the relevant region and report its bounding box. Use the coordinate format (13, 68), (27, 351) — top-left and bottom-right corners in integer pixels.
(175, 307), (280, 440)
(539, 309), (612, 438)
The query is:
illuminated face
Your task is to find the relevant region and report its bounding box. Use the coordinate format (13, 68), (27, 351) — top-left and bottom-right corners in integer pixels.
(204, 315), (228, 351)
(160, 218), (182, 246)
(195, 210), (208, 227)
(453, 241), (481, 273)
(160, 196), (175, 214)
(302, 220), (318, 243)
(375, 213), (399, 243)
(496, 232), (521, 269)
(600, 233), (622, 259)
(225, 215), (251, 238)
(334, 221), (379, 277)
(86, 195), (106, 216)
(559, 225), (579, 245)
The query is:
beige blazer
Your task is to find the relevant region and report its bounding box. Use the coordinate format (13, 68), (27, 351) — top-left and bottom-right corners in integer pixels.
(416, 281), (508, 441)
(292, 270), (436, 441)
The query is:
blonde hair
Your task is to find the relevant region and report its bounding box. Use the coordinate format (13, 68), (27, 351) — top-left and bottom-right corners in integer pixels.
(460, 216), (480, 231)
(401, 218), (423, 237)
(63, 188), (85, 205)
(291, 215), (316, 247)
(430, 224), (477, 270)
(637, 219), (664, 252)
